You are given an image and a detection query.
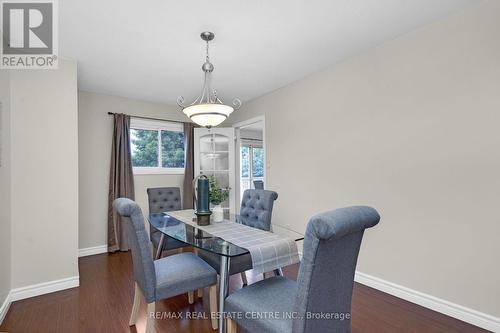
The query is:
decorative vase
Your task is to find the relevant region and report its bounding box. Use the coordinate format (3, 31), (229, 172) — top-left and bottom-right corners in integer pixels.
(212, 204), (224, 222)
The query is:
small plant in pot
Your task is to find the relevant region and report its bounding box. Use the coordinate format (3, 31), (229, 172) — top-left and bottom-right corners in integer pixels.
(209, 175), (229, 222)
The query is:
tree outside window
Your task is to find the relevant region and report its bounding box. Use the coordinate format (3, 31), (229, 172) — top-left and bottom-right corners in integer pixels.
(130, 119), (185, 174)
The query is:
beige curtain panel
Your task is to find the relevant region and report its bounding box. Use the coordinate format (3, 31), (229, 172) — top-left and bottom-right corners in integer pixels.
(108, 113), (135, 252)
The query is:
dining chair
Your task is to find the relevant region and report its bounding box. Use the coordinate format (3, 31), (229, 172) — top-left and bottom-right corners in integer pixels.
(148, 187), (204, 302)
(147, 187), (188, 258)
(224, 206), (380, 333)
(253, 180), (264, 189)
(198, 189), (278, 286)
(113, 198), (219, 332)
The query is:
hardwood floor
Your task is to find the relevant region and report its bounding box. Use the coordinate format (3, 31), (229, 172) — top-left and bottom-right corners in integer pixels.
(0, 252), (489, 333)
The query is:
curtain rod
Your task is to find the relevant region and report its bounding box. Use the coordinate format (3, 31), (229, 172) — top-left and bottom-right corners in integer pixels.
(107, 112), (186, 124)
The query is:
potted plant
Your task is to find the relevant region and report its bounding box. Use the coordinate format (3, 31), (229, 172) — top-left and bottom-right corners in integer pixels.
(208, 175), (229, 222)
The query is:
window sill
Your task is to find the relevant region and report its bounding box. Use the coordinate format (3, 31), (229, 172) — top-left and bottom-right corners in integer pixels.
(133, 167), (185, 175)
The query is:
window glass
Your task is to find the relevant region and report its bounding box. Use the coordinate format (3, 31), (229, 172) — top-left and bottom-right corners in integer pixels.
(161, 130), (185, 168)
(241, 146), (249, 178)
(252, 147), (264, 178)
(131, 128), (158, 167)
(130, 118), (185, 174)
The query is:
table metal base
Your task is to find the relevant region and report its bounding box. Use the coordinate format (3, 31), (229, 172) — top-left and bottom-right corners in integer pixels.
(155, 234), (165, 259)
(219, 256), (230, 333)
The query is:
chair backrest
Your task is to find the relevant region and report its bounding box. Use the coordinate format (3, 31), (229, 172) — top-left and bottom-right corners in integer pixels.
(239, 189), (278, 231)
(292, 206), (380, 333)
(147, 187), (182, 237)
(147, 187), (182, 213)
(253, 180), (264, 189)
(112, 198), (156, 303)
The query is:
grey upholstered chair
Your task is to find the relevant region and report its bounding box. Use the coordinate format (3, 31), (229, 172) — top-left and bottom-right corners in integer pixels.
(147, 187), (187, 257)
(113, 198), (219, 332)
(224, 206), (380, 333)
(253, 180), (264, 189)
(198, 189), (278, 285)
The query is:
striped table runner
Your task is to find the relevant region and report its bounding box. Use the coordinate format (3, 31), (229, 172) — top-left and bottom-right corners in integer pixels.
(167, 210), (300, 274)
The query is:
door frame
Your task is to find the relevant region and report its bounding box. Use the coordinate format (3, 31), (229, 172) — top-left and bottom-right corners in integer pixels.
(232, 115), (266, 213)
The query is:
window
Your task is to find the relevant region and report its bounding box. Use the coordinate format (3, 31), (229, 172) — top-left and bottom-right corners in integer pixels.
(130, 118), (185, 174)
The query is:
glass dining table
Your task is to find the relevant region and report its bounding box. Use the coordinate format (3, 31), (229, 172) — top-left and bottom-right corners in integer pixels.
(148, 210), (304, 333)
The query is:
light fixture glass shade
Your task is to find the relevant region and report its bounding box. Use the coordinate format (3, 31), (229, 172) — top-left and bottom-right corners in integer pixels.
(183, 103), (234, 128)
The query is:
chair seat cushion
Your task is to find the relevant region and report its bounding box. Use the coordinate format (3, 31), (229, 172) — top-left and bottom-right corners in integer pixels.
(198, 249), (253, 275)
(151, 229), (187, 251)
(225, 276), (296, 333)
(154, 252), (217, 300)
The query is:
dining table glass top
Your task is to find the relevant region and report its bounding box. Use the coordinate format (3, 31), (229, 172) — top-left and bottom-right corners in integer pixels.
(148, 210), (304, 258)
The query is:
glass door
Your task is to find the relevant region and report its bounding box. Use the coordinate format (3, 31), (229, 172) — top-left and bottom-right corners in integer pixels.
(194, 128), (236, 213)
(240, 141), (264, 202)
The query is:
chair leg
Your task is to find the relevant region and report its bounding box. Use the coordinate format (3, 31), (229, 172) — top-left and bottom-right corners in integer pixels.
(209, 285), (218, 330)
(227, 317), (237, 333)
(240, 272), (248, 286)
(129, 282), (143, 326)
(188, 291), (194, 304)
(145, 302), (155, 333)
(192, 247), (203, 300)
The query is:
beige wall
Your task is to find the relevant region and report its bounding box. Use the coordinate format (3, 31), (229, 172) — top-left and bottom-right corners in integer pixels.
(9, 60), (79, 288)
(0, 72), (11, 307)
(78, 91), (185, 249)
(229, 1), (500, 317)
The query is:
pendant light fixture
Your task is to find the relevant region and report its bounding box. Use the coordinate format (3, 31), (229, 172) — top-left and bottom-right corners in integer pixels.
(177, 32), (241, 128)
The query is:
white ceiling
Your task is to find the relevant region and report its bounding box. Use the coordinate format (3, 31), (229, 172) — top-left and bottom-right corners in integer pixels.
(60, 0), (477, 106)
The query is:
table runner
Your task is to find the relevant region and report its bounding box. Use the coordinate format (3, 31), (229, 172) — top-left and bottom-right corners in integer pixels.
(167, 210), (300, 274)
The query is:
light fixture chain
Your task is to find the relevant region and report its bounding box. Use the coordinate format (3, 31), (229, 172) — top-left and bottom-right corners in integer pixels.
(206, 40), (210, 62)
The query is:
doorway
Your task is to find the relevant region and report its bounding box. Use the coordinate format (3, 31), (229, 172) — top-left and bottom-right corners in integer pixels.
(233, 116), (266, 212)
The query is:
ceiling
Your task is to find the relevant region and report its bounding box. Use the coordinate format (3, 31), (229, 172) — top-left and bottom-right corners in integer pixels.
(60, 0), (478, 106)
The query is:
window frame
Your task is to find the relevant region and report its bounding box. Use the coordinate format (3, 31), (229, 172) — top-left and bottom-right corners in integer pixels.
(130, 118), (185, 175)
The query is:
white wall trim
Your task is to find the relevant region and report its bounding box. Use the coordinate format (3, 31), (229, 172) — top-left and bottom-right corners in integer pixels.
(0, 291), (12, 325)
(1, 276), (80, 323)
(78, 244), (108, 257)
(355, 271), (500, 332)
(10, 276), (79, 303)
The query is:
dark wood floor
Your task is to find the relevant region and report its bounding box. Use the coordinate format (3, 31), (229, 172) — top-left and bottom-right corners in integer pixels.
(1, 252), (489, 333)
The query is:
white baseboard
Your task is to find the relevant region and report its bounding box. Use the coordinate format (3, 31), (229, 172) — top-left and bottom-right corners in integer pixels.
(78, 244), (108, 257)
(355, 271), (500, 332)
(10, 276), (80, 303)
(0, 291), (12, 325)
